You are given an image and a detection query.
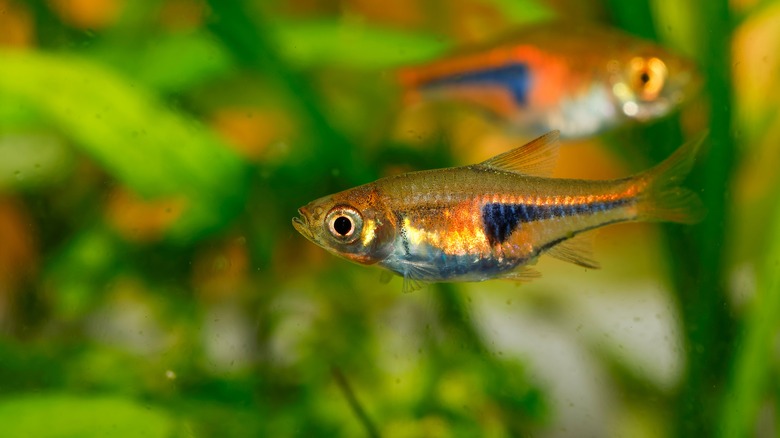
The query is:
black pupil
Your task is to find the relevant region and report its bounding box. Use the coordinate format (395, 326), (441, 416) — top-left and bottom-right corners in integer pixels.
(333, 216), (352, 236)
(640, 71), (651, 84)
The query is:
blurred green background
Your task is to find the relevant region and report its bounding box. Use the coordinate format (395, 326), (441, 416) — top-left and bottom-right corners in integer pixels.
(0, 0), (778, 436)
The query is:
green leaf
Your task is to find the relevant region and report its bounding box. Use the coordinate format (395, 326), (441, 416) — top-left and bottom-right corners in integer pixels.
(0, 132), (74, 190)
(0, 393), (174, 438)
(0, 51), (251, 240)
(90, 31), (234, 93)
(0, 96), (41, 129)
(483, 0), (556, 25)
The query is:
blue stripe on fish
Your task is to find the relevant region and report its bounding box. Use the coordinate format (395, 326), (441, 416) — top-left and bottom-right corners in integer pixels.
(422, 63), (530, 105)
(482, 199), (633, 245)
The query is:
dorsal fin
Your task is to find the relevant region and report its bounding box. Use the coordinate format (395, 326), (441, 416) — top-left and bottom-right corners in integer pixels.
(546, 233), (600, 269)
(478, 130), (560, 177)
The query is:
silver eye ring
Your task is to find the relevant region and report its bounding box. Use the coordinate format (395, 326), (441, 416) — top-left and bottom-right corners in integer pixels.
(325, 206), (363, 243)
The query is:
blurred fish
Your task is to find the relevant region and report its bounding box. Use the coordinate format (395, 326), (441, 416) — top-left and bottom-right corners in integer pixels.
(292, 131), (705, 292)
(399, 22), (701, 139)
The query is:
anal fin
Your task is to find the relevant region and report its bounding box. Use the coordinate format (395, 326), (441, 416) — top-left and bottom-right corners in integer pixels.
(499, 266), (542, 282)
(546, 233), (600, 269)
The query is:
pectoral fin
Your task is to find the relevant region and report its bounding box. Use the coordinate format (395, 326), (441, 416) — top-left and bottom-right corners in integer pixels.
(401, 263), (437, 294)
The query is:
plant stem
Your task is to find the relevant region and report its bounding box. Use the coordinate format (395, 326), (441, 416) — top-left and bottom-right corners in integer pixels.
(674, 1), (736, 436)
(332, 366), (382, 438)
(433, 283), (485, 352)
(719, 196), (780, 436)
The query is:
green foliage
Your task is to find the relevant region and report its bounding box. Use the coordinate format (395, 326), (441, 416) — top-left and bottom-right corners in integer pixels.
(485, 0), (556, 24)
(0, 51), (250, 240)
(273, 20), (450, 69)
(720, 200), (780, 437)
(0, 393), (175, 438)
(90, 31), (235, 93)
(0, 0), (770, 436)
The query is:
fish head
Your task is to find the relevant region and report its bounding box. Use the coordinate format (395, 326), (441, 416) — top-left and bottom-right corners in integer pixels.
(607, 44), (701, 122)
(292, 184), (395, 265)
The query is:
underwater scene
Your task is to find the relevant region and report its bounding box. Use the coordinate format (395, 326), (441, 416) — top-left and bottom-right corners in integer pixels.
(0, 0), (778, 436)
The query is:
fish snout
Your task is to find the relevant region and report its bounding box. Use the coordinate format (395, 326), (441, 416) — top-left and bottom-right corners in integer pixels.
(292, 207), (312, 238)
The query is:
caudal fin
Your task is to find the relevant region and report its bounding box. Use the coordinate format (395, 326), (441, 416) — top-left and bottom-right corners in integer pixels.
(635, 133), (707, 224)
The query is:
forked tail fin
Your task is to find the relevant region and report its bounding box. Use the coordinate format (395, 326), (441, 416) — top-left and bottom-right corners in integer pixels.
(635, 133), (707, 224)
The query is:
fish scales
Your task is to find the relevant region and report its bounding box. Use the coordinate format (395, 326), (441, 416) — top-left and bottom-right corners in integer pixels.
(377, 167), (639, 280)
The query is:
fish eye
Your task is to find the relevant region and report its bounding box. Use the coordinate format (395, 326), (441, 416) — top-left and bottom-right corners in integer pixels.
(326, 206), (363, 243)
(334, 216), (352, 235)
(629, 56), (668, 100)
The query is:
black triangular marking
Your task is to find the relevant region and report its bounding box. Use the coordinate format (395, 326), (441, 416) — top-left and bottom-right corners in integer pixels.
(482, 203), (523, 245)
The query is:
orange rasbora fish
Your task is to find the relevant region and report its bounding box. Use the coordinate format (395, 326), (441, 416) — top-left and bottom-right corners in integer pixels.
(399, 22), (701, 138)
(293, 131), (704, 292)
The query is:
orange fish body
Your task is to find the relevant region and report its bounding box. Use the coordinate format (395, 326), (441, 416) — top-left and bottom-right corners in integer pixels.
(399, 22), (700, 138)
(293, 131), (704, 292)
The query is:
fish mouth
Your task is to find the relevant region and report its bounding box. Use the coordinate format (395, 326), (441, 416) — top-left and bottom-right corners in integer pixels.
(292, 207), (313, 240)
